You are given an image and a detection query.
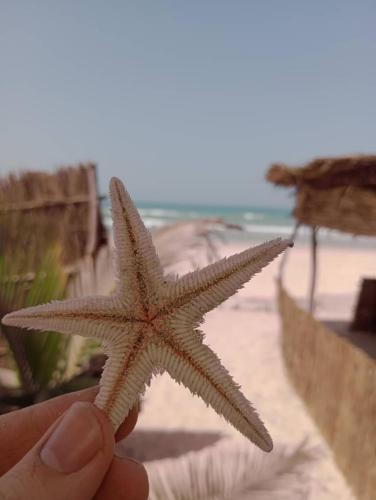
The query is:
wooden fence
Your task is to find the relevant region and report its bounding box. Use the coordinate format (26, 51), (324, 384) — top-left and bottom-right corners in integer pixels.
(279, 284), (376, 500)
(0, 163), (107, 270)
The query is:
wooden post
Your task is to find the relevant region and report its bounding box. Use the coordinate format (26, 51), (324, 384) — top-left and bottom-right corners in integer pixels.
(309, 226), (318, 313)
(85, 165), (99, 257)
(278, 222), (300, 283)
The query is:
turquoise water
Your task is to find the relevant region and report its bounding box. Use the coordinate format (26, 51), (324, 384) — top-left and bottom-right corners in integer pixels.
(102, 199), (294, 240)
(101, 199), (376, 249)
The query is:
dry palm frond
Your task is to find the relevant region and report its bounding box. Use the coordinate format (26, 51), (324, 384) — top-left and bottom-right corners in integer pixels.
(153, 219), (242, 271)
(147, 437), (318, 500)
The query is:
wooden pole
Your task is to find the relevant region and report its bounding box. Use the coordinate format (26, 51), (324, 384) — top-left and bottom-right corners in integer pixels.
(0, 195), (93, 213)
(85, 165), (99, 257)
(278, 222), (300, 283)
(309, 226), (318, 313)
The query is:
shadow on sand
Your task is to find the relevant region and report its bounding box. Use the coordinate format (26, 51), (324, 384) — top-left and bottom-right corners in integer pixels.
(116, 429), (223, 462)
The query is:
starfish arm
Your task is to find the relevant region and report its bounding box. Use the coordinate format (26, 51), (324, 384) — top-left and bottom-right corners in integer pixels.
(1, 295), (134, 344)
(164, 238), (291, 319)
(110, 178), (164, 311)
(149, 327), (273, 451)
(95, 337), (154, 431)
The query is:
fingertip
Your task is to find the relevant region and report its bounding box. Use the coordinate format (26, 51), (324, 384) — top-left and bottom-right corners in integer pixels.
(90, 405), (116, 454)
(115, 403), (139, 441)
(95, 456), (149, 500)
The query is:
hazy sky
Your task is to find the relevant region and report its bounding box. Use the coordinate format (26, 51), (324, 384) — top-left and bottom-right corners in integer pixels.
(1, 1), (375, 208)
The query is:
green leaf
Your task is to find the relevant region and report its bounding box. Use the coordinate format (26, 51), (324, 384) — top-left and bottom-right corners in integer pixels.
(0, 245), (70, 391)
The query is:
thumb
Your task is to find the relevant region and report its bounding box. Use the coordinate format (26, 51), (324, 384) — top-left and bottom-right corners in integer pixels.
(0, 402), (114, 500)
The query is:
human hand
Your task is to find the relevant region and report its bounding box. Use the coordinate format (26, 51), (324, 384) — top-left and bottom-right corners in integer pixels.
(0, 387), (148, 500)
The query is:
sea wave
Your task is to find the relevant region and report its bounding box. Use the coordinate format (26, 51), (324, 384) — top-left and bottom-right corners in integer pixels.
(243, 224), (294, 236)
(104, 215), (173, 230)
(103, 215), (112, 228)
(142, 217), (167, 228)
(138, 208), (181, 218)
(243, 212), (264, 221)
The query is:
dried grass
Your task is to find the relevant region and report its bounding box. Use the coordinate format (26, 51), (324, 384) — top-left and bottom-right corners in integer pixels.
(266, 155), (376, 236)
(294, 185), (376, 236)
(0, 163), (106, 268)
(267, 155), (376, 189)
(278, 284), (376, 500)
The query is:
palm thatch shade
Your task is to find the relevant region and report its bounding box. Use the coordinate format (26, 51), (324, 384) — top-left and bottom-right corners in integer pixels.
(266, 155), (376, 236)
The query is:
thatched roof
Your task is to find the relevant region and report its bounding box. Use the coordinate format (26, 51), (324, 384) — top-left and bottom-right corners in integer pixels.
(266, 155), (376, 237)
(0, 163), (108, 270)
(266, 155), (376, 189)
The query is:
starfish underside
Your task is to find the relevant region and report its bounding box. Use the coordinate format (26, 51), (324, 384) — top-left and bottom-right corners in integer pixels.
(3, 178), (291, 452)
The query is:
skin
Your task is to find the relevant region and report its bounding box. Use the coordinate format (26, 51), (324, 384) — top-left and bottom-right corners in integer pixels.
(0, 387), (149, 500)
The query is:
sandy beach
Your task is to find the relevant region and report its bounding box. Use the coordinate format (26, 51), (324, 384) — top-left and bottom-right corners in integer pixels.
(119, 238), (375, 499)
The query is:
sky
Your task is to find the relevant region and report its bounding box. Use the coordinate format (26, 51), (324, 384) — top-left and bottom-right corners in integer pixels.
(1, 1), (375, 208)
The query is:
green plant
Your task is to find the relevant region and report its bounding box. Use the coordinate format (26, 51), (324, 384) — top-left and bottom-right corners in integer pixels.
(0, 246), (82, 395)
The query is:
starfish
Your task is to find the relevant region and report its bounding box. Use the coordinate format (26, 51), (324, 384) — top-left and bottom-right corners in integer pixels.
(2, 178), (291, 452)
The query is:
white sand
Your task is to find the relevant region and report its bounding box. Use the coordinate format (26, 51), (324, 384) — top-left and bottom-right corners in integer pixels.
(130, 239), (375, 499)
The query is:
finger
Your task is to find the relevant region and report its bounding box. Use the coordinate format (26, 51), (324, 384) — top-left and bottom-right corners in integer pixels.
(0, 387), (138, 474)
(94, 456), (148, 500)
(0, 402), (115, 500)
(0, 386), (98, 474)
(115, 402), (139, 442)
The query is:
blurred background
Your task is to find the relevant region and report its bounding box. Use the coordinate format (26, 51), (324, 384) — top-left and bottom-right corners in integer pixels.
(1, 2), (375, 499)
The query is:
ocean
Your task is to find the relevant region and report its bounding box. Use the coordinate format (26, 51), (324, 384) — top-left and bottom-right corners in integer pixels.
(101, 199), (376, 249)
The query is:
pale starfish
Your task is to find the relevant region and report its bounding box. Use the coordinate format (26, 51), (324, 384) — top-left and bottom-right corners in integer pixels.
(2, 178), (291, 451)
